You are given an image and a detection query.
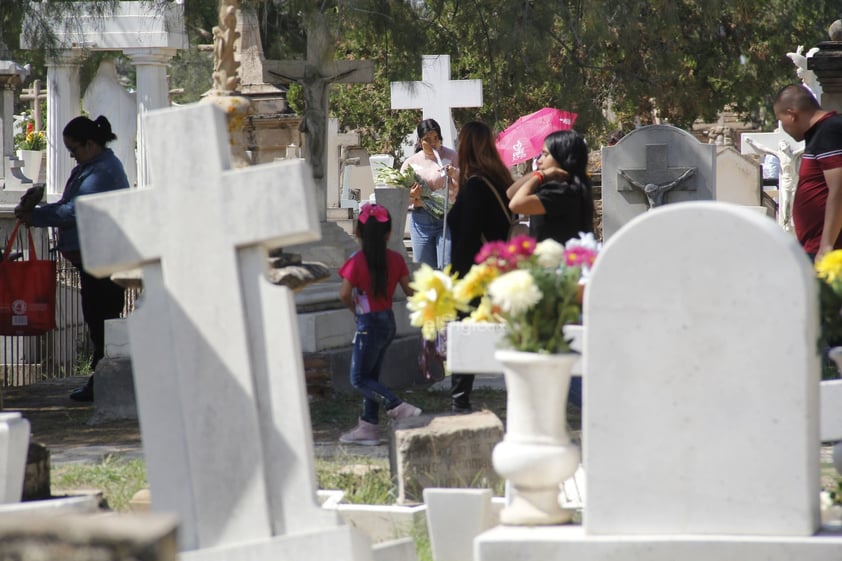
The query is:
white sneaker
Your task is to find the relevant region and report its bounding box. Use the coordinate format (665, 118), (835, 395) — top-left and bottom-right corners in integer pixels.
(387, 401), (422, 420)
(339, 418), (380, 446)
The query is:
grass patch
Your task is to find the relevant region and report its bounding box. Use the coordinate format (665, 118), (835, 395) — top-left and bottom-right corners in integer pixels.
(316, 456), (394, 504)
(51, 455), (147, 512)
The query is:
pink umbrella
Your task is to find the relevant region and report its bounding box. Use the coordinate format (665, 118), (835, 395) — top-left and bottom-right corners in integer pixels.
(495, 108), (578, 167)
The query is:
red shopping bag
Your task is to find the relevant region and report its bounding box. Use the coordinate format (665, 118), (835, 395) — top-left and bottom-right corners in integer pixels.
(0, 222), (57, 336)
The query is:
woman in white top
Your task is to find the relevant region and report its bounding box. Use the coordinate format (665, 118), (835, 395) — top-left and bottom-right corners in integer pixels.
(400, 119), (459, 268)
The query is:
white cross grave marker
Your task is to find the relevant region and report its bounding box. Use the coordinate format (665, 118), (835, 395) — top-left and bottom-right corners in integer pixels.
(75, 103), (374, 560)
(391, 54), (483, 149)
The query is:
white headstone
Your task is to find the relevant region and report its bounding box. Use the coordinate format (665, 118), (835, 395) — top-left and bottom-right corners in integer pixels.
(82, 59), (138, 188)
(0, 412), (30, 504)
(390, 55), (483, 149)
(715, 146), (761, 207)
(585, 202), (819, 536)
(476, 203), (842, 561)
(327, 117), (360, 208)
(75, 102), (375, 560)
(601, 125), (716, 239)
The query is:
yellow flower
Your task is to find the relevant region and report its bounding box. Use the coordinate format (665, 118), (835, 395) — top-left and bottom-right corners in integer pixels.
(465, 296), (500, 323)
(817, 250), (842, 285)
(407, 264), (464, 341)
(453, 263), (498, 304)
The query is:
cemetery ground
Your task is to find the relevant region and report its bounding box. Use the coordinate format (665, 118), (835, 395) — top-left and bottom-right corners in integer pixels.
(2, 374), (521, 509)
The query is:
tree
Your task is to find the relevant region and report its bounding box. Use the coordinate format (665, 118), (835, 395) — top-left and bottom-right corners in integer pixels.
(3, 0), (840, 155)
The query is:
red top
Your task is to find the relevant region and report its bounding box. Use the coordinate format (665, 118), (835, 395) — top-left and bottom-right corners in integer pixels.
(793, 111), (842, 254)
(338, 249), (409, 313)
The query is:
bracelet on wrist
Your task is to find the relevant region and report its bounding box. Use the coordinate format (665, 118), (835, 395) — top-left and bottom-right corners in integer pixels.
(532, 171), (545, 183)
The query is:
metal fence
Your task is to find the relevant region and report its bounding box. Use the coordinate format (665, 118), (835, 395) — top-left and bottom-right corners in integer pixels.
(1, 229), (137, 388)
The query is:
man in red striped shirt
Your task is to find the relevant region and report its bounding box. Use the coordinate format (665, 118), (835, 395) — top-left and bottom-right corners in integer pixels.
(774, 84), (842, 260)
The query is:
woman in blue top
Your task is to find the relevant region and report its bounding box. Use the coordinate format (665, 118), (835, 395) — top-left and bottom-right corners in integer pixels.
(338, 203), (421, 445)
(16, 115), (130, 402)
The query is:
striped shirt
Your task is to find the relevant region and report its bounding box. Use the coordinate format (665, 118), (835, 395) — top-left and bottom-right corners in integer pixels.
(793, 111), (842, 254)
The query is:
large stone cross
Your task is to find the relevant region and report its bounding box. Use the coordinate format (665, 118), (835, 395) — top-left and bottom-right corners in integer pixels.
(617, 144), (696, 208)
(263, 11), (373, 221)
(391, 54), (483, 148)
(74, 103), (369, 558)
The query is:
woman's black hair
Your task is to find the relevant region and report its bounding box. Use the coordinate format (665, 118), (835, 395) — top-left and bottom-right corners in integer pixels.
(414, 119), (443, 153)
(63, 115), (117, 147)
(357, 206), (392, 299)
(544, 129), (594, 232)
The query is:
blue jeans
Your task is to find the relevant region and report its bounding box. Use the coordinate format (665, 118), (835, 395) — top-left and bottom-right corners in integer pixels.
(410, 208), (451, 269)
(350, 310), (400, 424)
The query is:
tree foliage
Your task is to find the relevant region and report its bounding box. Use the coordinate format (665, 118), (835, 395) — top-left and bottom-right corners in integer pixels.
(3, 0), (840, 156)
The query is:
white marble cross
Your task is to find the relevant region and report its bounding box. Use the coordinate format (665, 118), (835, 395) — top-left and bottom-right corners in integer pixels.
(391, 54), (483, 149)
(75, 103), (372, 559)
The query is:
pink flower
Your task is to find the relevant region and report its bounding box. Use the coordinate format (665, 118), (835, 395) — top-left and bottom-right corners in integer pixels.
(564, 246), (598, 268)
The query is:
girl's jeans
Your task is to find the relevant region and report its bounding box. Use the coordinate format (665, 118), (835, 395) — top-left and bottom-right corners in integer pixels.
(350, 310), (400, 424)
(410, 208), (451, 269)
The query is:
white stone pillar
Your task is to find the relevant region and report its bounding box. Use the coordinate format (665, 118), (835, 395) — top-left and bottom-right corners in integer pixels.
(46, 51), (82, 196)
(0, 78), (18, 161)
(123, 48), (177, 188)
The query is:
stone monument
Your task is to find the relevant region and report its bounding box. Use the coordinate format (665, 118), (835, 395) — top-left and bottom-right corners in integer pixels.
(75, 102), (395, 560)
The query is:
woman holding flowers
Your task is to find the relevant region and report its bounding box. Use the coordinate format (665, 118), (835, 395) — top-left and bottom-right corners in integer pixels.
(338, 203), (422, 445)
(445, 120), (515, 413)
(400, 119), (460, 269)
(506, 129), (594, 245)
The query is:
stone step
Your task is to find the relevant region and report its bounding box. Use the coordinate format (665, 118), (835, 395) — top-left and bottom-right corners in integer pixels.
(326, 207), (354, 221)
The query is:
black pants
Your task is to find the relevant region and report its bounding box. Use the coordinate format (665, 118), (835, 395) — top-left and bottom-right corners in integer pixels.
(451, 374), (474, 408)
(78, 268), (125, 372)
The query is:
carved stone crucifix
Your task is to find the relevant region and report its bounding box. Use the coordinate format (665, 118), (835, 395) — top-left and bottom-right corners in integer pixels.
(617, 144), (697, 208)
(263, 11), (373, 220)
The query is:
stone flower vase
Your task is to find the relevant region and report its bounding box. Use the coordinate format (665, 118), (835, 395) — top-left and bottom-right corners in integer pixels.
(492, 349), (580, 525)
(374, 186), (411, 263)
(827, 347), (842, 474)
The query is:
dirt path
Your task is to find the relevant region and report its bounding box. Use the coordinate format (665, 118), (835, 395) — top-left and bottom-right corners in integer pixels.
(2, 376), (141, 452)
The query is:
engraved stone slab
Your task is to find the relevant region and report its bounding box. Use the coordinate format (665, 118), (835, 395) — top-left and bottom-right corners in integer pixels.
(601, 125), (715, 239)
(390, 412), (503, 505)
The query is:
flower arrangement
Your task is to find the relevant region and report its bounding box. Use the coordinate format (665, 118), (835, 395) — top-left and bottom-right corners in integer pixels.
(14, 120), (46, 151)
(375, 165), (448, 219)
(816, 250), (842, 378)
(407, 233), (601, 354)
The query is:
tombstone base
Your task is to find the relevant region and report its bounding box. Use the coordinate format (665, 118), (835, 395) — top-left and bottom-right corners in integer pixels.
(22, 442), (50, 501)
(88, 358), (136, 425)
(179, 524), (377, 561)
(476, 525), (842, 561)
(287, 221), (360, 270)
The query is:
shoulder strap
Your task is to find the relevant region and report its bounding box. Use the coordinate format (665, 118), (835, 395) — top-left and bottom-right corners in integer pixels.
(471, 175), (514, 225)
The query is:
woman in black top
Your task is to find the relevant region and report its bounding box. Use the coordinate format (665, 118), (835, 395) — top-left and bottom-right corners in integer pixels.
(507, 129), (594, 244)
(446, 121), (514, 413)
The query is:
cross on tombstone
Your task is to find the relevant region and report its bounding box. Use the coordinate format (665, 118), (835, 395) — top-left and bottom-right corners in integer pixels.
(263, 11), (373, 221)
(19, 79), (46, 132)
(391, 54), (483, 149)
(617, 144), (697, 208)
(74, 103), (372, 559)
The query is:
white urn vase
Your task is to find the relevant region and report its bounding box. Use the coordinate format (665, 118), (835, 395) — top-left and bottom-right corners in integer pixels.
(492, 349), (580, 525)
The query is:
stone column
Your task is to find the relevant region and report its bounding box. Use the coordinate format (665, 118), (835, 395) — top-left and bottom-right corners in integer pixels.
(46, 51), (82, 196)
(0, 61), (28, 162)
(124, 48), (178, 188)
(809, 41), (842, 113)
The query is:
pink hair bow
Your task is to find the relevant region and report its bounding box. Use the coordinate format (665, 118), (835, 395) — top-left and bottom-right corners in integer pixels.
(359, 203), (390, 224)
